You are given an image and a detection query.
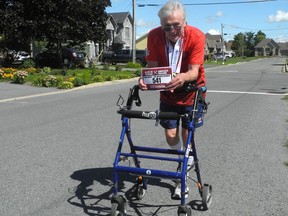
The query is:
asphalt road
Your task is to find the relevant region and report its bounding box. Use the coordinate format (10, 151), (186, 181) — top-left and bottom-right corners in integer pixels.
(1, 57), (288, 216)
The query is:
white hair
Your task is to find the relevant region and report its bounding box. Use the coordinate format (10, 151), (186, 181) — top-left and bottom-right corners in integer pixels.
(158, 0), (186, 21)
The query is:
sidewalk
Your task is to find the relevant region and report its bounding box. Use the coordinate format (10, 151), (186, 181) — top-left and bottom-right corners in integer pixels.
(0, 77), (138, 102)
(0, 82), (60, 101)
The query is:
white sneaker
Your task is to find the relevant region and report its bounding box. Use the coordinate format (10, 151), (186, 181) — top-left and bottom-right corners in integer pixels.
(172, 181), (189, 199)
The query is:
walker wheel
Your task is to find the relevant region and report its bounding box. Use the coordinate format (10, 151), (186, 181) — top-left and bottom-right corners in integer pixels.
(177, 205), (192, 216)
(135, 185), (146, 200)
(201, 184), (212, 210)
(111, 195), (127, 216)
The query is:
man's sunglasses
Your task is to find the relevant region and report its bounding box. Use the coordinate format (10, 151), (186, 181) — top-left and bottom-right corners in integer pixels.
(162, 25), (182, 32)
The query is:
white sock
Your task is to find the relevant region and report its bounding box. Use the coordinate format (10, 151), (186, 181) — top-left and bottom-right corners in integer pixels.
(188, 155), (194, 165)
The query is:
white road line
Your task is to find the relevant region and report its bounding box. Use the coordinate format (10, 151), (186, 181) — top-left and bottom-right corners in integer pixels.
(208, 90), (288, 96)
(1, 90), (287, 104)
(206, 70), (238, 73)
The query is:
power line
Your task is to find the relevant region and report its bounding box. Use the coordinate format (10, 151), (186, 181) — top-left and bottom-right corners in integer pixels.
(224, 23), (288, 31)
(138, 0), (278, 7)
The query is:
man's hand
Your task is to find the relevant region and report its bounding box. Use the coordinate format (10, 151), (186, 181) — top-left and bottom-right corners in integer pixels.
(165, 73), (185, 90)
(138, 77), (148, 90)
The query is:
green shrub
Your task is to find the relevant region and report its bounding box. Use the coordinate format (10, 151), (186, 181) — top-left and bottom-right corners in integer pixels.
(40, 67), (51, 74)
(49, 69), (65, 76)
(73, 70), (92, 86)
(93, 75), (104, 82)
(105, 76), (114, 81)
(31, 74), (58, 87)
(91, 67), (102, 76)
(26, 67), (37, 74)
(73, 77), (85, 86)
(58, 81), (74, 89)
(117, 74), (130, 79)
(126, 62), (142, 68)
(32, 74), (45, 87)
(22, 58), (36, 68)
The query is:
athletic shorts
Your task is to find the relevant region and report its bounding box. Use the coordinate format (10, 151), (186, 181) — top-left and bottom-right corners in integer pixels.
(159, 101), (204, 129)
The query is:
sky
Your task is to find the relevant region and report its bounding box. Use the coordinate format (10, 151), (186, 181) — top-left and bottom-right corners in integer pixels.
(106, 0), (288, 43)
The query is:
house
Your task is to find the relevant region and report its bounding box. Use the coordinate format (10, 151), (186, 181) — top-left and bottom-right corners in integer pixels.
(107, 12), (133, 50)
(205, 33), (224, 54)
(278, 42), (288, 56)
(136, 34), (148, 50)
(105, 14), (118, 50)
(254, 38), (280, 56)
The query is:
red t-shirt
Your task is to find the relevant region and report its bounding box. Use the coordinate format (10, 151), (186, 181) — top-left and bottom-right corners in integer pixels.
(146, 25), (206, 106)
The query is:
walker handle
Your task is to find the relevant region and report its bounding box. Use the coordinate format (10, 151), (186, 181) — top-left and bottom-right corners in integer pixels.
(117, 110), (182, 120)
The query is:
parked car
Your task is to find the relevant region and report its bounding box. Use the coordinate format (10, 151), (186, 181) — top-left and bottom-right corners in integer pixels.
(12, 51), (31, 65)
(0, 48), (31, 67)
(102, 49), (147, 66)
(34, 47), (85, 68)
(102, 50), (115, 64)
(212, 53), (226, 61)
(224, 52), (236, 58)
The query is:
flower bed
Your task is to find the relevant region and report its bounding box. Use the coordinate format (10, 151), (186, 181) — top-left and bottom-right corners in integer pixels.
(1, 65), (141, 89)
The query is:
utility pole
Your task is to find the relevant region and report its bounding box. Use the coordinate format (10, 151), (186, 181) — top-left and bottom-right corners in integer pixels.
(221, 23), (225, 65)
(132, 0), (136, 63)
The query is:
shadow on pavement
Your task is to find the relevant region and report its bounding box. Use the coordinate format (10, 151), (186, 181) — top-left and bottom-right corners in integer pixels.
(67, 167), (207, 215)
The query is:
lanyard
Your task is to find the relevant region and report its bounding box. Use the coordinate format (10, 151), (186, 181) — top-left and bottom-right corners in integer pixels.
(167, 37), (183, 74)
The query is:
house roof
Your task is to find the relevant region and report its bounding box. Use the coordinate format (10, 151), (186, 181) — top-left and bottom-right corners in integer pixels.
(107, 12), (133, 26)
(278, 42), (288, 50)
(205, 33), (223, 49)
(106, 15), (118, 29)
(136, 33), (147, 43)
(255, 38), (280, 49)
(205, 33), (221, 41)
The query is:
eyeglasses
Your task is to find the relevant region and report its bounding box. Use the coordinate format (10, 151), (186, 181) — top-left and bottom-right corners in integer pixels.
(162, 24), (182, 32)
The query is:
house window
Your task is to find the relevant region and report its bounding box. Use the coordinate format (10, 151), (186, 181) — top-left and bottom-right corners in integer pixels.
(107, 30), (112, 39)
(125, 27), (130, 39)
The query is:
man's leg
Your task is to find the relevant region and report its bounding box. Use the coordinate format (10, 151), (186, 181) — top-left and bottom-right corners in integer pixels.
(164, 127), (190, 199)
(165, 127), (180, 146)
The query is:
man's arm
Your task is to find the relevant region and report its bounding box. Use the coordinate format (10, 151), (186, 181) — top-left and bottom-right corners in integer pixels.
(164, 64), (200, 90)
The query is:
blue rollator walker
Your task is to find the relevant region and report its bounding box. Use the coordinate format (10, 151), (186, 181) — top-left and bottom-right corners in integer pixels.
(111, 85), (212, 216)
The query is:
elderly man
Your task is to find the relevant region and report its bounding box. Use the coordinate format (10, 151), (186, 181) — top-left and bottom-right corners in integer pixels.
(138, 0), (206, 199)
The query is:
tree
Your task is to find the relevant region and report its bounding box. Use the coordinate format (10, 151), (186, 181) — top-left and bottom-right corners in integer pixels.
(0, 0), (111, 51)
(231, 33), (246, 57)
(254, 30), (266, 47)
(245, 31), (255, 57)
(231, 31), (267, 57)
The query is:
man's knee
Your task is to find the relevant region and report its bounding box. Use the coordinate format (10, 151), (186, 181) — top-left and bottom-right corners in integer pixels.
(165, 128), (179, 146)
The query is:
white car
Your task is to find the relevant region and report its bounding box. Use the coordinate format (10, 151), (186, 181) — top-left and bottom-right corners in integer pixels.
(224, 52), (235, 58)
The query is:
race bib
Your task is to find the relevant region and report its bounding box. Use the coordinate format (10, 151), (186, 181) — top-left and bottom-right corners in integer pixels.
(141, 67), (172, 91)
